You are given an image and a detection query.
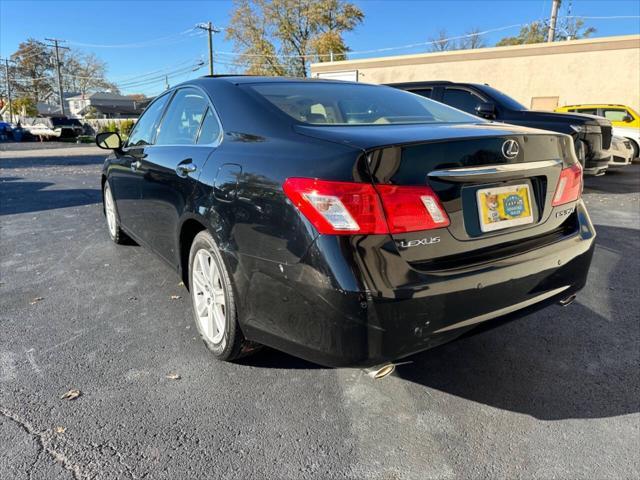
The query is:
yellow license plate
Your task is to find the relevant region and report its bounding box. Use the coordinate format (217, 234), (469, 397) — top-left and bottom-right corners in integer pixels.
(476, 184), (533, 232)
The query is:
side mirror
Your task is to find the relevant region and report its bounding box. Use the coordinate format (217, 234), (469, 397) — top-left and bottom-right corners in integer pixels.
(96, 132), (122, 150)
(475, 102), (496, 119)
(623, 114), (634, 123)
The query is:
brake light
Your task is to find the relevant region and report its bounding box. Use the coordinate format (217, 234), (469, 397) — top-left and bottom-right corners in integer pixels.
(375, 185), (450, 232)
(282, 178), (449, 235)
(552, 163), (583, 206)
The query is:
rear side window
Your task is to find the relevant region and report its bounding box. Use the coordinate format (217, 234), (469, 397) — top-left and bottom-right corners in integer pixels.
(410, 88), (433, 98)
(197, 108), (222, 144)
(127, 93), (170, 147)
(156, 89), (208, 145)
(602, 109), (628, 122)
(576, 108), (598, 115)
(442, 88), (484, 114)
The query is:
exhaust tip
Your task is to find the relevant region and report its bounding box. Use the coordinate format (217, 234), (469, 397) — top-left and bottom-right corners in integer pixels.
(364, 363), (396, 379)
(558, 293), (577, 307)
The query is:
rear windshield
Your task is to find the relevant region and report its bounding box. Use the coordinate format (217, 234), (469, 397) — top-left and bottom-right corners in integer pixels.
(247, 82), (481, 126)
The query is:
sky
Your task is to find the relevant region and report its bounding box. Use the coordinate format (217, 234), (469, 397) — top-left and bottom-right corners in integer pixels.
(1, 0), (639, 96)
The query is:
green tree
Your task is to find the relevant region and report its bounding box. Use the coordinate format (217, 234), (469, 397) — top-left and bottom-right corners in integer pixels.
(10, 39), (53, 102)
(12, 97), (38, 116)
(226, 0), (364, 77)
(496, 17), (595, 46)
(496, 21), (548, 46)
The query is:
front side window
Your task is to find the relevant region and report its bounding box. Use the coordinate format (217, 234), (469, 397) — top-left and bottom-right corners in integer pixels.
(602, 109), (628, 122)
(442, 88), (484, 115)
(247, 82), (479, 125)
(127, 93), (171, 147)
(156, 89), (208, 145)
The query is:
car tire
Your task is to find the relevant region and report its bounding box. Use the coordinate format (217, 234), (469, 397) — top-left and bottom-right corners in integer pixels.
(627, 138), (639, 161)
(103, 181), (129, 245)
(188, 230), (255, 361)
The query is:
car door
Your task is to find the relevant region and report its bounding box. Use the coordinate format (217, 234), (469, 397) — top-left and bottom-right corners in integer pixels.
(135, 87), (220, 266)
(110, 92), (171, 236)
(439, 87), (487, 116)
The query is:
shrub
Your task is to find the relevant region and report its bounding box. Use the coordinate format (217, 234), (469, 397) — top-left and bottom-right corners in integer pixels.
(120, 119), (135, 137)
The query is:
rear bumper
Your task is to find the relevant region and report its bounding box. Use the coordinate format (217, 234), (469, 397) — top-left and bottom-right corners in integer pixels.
(583, 155), (610, 175)
(238, 201), (596, 368)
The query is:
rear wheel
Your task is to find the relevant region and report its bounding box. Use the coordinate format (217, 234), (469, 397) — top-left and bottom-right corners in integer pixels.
(103, 182), (128, 244)
(189, 230), (253, 361)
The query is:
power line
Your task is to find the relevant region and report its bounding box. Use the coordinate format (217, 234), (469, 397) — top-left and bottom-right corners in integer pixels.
(214, 15), (640, 60)
(66, 28), (201, 48)
(43, 38), (69, 116)
(195, 22), (221, 75)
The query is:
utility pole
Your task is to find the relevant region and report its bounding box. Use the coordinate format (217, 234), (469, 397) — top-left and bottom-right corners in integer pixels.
(547, 0), (561, 42)
(43, 38), (69, 116)
(196, 22), (220, 75)
(2, 58), (13, 123)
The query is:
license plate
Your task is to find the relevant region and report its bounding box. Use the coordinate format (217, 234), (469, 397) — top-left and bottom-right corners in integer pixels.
(476, 184), (533, 233)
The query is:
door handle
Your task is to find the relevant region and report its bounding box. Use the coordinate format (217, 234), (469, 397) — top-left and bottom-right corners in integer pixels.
(131, 160), (141, 171)
(176, 159), (197, 177)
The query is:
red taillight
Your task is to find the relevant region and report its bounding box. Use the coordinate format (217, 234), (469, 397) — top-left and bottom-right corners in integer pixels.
(282, 178), (449, 235)
(552, 163), (583, 207)
(375, 184), (450, 232)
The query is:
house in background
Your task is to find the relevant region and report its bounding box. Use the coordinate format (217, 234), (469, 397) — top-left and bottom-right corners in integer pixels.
(67, 92), (146, 119)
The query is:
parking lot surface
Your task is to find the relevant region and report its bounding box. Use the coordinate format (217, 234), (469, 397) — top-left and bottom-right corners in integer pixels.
(1, 144), (639, 479)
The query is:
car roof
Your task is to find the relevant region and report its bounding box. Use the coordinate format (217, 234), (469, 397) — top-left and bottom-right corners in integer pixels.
(560, 104), (628, 108)
(194, 75), (362, 86)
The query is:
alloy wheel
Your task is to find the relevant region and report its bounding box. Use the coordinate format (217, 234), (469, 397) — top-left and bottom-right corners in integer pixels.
(104, 185), (117, 238)
(191, 249), (226, 344)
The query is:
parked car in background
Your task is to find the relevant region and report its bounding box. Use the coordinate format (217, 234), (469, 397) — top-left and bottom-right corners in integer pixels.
(389, 81), (613, 176)
(609, 135), (634, 167)
(20, 116), (83, 139)
(555, 104), (640, 160)
(96, 77), (595, 373)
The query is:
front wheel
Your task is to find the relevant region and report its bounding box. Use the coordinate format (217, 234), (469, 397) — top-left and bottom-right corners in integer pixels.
(189, 230), (253, 361)
(103, 182), (128, 244)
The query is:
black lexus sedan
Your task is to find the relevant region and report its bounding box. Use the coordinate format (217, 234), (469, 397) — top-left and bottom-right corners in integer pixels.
(97, 76), (595, 371)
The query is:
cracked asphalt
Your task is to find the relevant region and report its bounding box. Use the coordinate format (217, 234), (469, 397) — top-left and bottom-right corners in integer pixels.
(1, 143), (639, 479)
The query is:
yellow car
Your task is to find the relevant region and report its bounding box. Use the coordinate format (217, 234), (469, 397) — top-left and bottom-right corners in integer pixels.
(555, 104), (640, 159)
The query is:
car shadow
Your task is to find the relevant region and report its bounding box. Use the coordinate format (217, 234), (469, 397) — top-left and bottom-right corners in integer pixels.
(0, 154), (106, 169)
(396, 224), (639, 420)
(583, 164), (640, 194)
(0, 177), (101, 215)
(238, 346), (327, 370)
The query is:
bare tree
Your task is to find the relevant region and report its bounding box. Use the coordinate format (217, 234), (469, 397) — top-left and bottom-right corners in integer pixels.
(429, 29), (454, 52)
(459, 28), (486, 50)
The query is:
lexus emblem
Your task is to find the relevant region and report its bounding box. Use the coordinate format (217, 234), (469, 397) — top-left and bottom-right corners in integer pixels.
(502, 139), (520, 159)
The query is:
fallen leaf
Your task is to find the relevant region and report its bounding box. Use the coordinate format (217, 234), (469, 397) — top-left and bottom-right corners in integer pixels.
(30, 297), (44, 305)
(128, 296), (137, 301)
(170, 295), (181, 300)
(55, 426), (66, 434)
(178, 281), (185, 287)
(166, 373), (181, 380)
(61, 389), (81, 401)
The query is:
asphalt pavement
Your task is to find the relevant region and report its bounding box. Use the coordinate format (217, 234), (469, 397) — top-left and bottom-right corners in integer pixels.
(1, 143), (639, 480)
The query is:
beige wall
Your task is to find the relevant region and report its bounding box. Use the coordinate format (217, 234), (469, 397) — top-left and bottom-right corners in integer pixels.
(311, 35), (640, 111)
